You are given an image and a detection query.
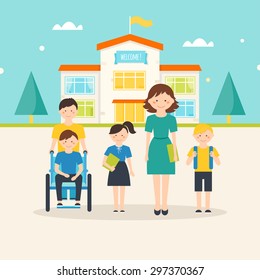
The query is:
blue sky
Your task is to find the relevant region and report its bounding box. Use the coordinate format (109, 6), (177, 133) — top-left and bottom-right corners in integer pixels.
(0, 0), (259, 123)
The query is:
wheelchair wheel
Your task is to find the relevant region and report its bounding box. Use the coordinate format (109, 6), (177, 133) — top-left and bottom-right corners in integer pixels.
(87, 173), (92, 212)
(45, 174), (50, 212)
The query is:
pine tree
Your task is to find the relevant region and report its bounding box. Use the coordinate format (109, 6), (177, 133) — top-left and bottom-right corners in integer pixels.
(15, 72), (48, 123)
(213, 72), (245, 123)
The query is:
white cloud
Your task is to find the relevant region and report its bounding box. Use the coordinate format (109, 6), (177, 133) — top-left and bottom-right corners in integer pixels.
(0, 67), (4, 75)
(240, 38), (245, 43)
(183, 38), (214, 48)
(257, 65), (260, 71)
(52, 21), (83, 31)
(39, 45), (45, 51)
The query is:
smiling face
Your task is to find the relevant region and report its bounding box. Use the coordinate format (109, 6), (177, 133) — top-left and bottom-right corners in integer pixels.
(148, 92), (174, 112)
(59, 105), (77, 121)
(59, 135), (78, 150)
(194, 129), (214, 144)
(110, 128), (128, 143)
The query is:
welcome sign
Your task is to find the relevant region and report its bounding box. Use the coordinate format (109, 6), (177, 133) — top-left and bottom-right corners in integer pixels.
(114, 51), (148, 64)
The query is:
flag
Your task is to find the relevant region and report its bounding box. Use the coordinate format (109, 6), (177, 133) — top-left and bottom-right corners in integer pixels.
(130, 16), (152, 27)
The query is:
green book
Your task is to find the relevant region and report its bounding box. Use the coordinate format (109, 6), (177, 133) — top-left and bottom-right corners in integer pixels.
(167, 144), (179, 162)
(103, 153), (120, 171)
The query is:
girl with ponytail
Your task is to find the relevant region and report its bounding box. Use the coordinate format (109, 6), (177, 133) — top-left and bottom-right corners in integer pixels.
(103, 121), (136, 212)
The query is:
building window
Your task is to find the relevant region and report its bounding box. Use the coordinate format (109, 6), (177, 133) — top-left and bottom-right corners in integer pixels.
(114, 71), (145, 90)
(76, 100), (95, 118)
(165, 76), (196, 95)
(174, 100), (195, 118)
(114, 102), (145, 123)
(65, 77), (95, 95)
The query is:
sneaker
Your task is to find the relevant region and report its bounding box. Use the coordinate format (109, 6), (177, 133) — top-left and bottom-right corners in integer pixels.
(120, 210), (125, 213)
(113, 210), (118, 213)
(205, 209), (211, 213)
(154, 209), (161, 215)
(195, 209), (202, 213)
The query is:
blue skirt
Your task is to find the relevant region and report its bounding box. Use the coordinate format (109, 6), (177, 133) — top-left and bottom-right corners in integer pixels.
(107, 162), (130, 186)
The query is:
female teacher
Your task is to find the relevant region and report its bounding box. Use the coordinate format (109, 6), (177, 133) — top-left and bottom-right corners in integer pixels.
(144, 84), (179, 216)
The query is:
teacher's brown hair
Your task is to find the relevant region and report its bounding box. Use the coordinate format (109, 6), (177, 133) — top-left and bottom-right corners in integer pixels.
(143, 83), (179, 113)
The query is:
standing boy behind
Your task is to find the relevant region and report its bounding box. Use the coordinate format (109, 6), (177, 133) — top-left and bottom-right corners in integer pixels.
(186, 124), (220, 213)
(50, 98), (87, 153)
(55, 130), (83, 206)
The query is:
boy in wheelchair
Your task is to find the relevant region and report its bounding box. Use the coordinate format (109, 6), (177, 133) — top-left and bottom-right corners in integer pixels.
(55, 130), (83, 206)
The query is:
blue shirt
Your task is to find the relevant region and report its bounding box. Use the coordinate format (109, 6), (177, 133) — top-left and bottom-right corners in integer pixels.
(104, 145), (132, 162)
(55, 152), (83, 174)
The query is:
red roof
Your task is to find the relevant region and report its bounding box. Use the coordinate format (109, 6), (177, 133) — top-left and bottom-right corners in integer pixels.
(59, 65), (100, 71)
(97, 34), (163, 50)
(160, 65), (201, 71)
(58, 64), (202, 72)
(113, 99), (145, 103)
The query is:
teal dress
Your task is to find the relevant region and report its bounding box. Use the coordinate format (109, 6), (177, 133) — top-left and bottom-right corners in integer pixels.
(145, 114), (177, 174)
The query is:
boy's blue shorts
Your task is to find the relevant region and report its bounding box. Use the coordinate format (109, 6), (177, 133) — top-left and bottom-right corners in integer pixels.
(195, 172), (212, 192)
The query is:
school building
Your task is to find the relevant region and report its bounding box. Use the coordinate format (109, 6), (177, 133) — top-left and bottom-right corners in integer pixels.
(58, 34), (201, 124)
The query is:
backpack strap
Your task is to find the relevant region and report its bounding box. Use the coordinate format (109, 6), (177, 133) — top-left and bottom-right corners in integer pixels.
(209, 146), (214, 169)
(193, 146), (198, 169)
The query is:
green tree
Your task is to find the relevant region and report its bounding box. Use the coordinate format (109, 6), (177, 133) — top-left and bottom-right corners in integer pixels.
(213, 72), (245, 123)
(15, 72), (48, 123)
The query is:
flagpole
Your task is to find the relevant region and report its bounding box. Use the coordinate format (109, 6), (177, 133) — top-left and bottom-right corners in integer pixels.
(129, 16), (131, 34)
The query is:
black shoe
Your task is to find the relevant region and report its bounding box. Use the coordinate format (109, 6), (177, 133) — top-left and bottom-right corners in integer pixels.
(154, 209), (161, 215)
(162, 209), (168, 216)
(120, 210), (125, 213)
(113, 210), (118, 213)
(205, 209), (211, 213)
(75, 203), (81, 206)
(195, 209), (202, 213)
(57, 202), (63, 206)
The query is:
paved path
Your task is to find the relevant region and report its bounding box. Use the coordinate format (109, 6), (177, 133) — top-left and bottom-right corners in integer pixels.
(0, 127), (259, 259)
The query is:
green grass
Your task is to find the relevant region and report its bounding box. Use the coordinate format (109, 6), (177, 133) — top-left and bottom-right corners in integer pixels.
(1, 123), (260, 127)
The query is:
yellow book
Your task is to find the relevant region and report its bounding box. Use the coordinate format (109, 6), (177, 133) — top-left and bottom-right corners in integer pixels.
(167, 144), (179, 162)
(103, 153), (120, 171)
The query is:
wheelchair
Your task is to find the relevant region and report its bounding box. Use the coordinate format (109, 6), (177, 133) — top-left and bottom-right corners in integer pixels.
(45, 151), (92, 212)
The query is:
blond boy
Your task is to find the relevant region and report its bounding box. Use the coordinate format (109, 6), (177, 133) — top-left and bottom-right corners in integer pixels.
(186, 124), (220, 213)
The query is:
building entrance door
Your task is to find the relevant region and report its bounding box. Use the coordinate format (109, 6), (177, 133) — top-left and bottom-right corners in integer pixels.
(114, 100), (145, 123)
